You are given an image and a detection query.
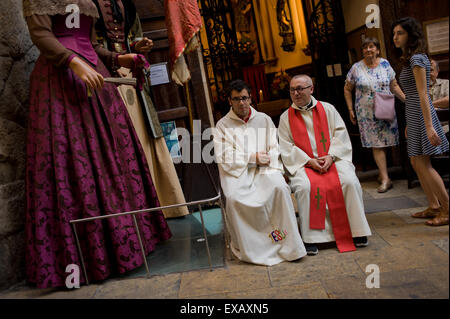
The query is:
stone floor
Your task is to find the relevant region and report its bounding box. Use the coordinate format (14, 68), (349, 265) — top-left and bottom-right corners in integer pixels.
(0, 179), (448, 299)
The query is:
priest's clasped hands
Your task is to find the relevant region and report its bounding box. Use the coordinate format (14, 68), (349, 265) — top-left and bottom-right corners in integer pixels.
(306, 155), (334, 174)
(255, 151), (271, 166)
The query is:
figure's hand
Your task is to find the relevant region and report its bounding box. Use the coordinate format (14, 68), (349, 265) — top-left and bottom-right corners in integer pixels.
(69, 56), (104, 90)
(134, 37), (153, 54)
(306, 158), (323, 172)
(256, 152), (270, 166)
(118, 54), (147, 68)
(317, 155), (334, 174)
(349, 110), (357, 125)
(426, 126), (441, 146)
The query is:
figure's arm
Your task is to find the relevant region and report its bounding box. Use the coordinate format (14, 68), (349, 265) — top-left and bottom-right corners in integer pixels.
(90, 25), (121, 70)
(26, 14), (74, 67)
(413, 65), (441, 146)
(433, 96), (449, 109)
(343, 81), (357, 125)
(26, 14), (103, 90)
(390, 79), (406, 102)
(278, 114), (311, 175)
(129, 14), (153, 54)
(90, 25), (146, 71)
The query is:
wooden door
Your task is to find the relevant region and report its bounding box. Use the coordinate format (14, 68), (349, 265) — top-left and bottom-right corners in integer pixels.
(133, 0), (219, 203)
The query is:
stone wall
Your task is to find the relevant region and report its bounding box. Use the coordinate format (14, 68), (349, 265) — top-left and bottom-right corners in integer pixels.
(0, 0), (39, 290)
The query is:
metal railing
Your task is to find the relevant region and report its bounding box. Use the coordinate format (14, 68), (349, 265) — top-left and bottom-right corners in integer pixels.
(69, 162), (229, 285)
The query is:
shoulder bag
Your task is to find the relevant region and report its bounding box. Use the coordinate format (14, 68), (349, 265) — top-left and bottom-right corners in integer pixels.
(360, 63), (396, 121)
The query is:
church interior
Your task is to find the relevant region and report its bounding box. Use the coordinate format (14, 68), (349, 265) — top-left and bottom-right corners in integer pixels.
(0, 0), (448, 301)
(134, 0), (448, 201)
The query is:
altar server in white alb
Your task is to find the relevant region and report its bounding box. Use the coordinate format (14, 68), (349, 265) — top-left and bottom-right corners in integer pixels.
(213, 79), (306, 266)
(278, 75), (371, 256)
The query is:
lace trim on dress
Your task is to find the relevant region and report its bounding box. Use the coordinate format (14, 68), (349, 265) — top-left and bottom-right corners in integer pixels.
(23, 0), (99, 18)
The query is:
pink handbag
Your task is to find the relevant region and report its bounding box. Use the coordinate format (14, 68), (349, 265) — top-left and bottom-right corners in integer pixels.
(374, 91), (396, 121)
(360, 64), (397, 122)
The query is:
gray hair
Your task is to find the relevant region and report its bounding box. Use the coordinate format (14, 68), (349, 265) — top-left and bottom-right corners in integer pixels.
(431, 59), (440, 73)
(291, 74), (313, 86)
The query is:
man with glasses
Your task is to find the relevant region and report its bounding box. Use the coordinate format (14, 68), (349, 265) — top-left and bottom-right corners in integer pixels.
(278, 75), (371, 256)
(213, 79), (306, 266)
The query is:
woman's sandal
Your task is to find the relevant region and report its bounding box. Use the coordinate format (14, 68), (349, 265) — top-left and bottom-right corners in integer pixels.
(411, 207), (440, 219)
(426, 214), (449, 226)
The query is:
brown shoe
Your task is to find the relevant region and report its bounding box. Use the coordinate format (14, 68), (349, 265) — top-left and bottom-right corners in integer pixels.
(377, 180), (393, 193)
(426, 214), (449, 226)
(411, 207), (440, 219)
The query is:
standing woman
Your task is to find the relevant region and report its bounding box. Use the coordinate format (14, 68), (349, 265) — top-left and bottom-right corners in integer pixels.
(392, 17), (449, 226)
(344, 37), (405, 193)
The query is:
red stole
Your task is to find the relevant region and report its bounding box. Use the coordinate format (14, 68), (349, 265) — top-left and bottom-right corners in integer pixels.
(288, 102), (356, 253)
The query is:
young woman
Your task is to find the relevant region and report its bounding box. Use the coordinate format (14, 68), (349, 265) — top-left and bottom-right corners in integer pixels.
(392, 17), (449, 226)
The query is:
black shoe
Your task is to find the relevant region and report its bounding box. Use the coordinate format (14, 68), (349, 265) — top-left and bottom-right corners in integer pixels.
(304, 243), (318, 256)
(354, 236), (368, 247)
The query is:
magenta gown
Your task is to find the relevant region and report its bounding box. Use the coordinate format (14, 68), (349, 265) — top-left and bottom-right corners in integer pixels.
(25, 14), (172, 288)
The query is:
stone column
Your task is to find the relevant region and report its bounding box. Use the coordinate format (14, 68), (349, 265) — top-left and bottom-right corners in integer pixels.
(0, 0), (39, 290)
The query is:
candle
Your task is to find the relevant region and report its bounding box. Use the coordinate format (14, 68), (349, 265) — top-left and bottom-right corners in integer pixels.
(259, 89), (264, 102)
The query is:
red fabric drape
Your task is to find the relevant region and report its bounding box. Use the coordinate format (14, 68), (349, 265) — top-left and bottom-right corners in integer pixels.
(242, 64), (270, 104)
(164, 0), (202, 82)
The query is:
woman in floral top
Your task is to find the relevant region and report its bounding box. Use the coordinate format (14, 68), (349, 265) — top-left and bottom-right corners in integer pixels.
(344, 37), (405, 193)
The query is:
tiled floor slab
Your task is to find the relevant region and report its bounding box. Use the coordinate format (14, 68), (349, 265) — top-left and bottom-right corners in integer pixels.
(362, 180), (429, 200)
(374, 221), (449, 245)
(364, 196), (421, 214)
(310, 230), (391, 258)
(267, 253), (364, 288)
(93, 273), (181, 299)
(353, 241), (449, 274)
(321, 268), (446, 299)
(0, 283), (99, 299)
(320, 273), (390, 299)
(365, 210), (408, 229)
(392, 206), (437, 224)
(178, 263), (270, 298)
(418, 266), (449, 298)
(432, 238), (449, 254)
(225, 281), (329, 299)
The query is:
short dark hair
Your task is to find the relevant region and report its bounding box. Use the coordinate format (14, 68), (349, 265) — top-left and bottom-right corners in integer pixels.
(391, 17), (428, 64)
(227, 79), (252, 98)
(362, 37), (381, 57)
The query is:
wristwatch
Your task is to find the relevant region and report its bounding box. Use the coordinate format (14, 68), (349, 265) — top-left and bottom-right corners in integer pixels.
(331, 155), (337, 162)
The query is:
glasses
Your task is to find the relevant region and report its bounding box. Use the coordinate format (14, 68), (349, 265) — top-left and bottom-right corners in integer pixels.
(290, 85), (312, 93)
(231, 96), (251, 102)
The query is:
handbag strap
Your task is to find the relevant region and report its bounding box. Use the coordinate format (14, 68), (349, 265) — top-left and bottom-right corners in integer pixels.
(359, 61), (377, 93)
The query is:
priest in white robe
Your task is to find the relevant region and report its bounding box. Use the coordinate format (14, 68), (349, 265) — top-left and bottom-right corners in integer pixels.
(278, 75), (371, 255)
(213, 80), (306, 266)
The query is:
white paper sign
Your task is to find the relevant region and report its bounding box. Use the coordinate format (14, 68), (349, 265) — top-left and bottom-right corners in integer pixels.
(326, 65), (334, 77)
(150, 62), (170, 86)
(425, 19), (449, 54)
(333, 63), (342, 76)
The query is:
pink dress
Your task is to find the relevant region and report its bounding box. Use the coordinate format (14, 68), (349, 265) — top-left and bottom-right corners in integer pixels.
(25, 14), (171, 288)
